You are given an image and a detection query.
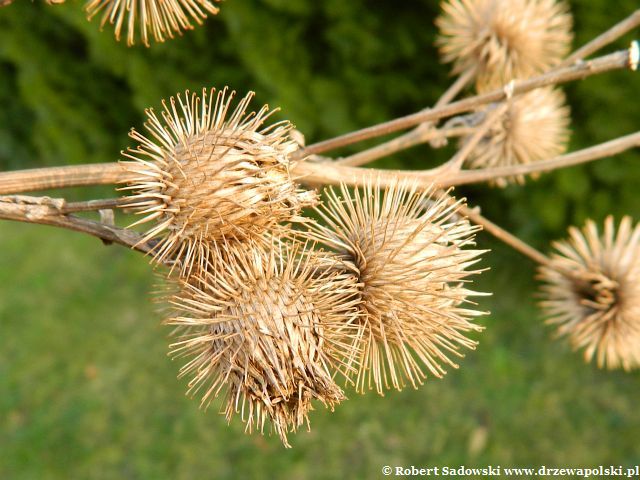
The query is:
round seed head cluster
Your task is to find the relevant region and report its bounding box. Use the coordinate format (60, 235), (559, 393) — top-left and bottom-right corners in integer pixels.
(311, 182), (486, 394)
(120, 87), (316, 277)
(539, 216), (640, 370)
(462, 88), (570, 186)
(436, 0), (573, 90)
(166, 240), (363, 447)
(85, 0), (220, 46)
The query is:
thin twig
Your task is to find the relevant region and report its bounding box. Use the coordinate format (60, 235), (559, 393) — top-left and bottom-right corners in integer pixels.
(295, 131), (640, 189)
(560, 10), (640, 67)
(458, 203), (552, 267)
(336, 67), (476, 167)
(439, 102), (508, 173)
(334, 125), (473, 167)
(62, 198), (127, 213)
(292, 49), (634, 158)
(0, 197), (152, 254)
(448, 131), (640, 186)
(0, 48), (634, 195)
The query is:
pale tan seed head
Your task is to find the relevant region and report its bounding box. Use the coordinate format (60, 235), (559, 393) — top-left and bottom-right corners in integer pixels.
(165, 239), (363, 447)
(310, 182), (487, 395)
(85, 0), (220, 47)
(538, 216), (640, 370)
(119, 87), (317, 277)
(461, 87), (570, 186)
(436, 0), (573, 90)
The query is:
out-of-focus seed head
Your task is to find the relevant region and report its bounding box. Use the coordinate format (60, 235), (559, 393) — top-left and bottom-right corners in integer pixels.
(166, 240), (363, 447)
(539, 216), (640, 370)
(120, 87), (317, 277)
(310, 182), (487, 395)
(462, 88), (570, 186)
(436, 0), (573, 90)
(85, 0), (221, 47)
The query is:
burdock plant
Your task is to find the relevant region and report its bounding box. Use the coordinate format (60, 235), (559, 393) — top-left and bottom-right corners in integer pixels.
(539, 217), (640, 370)
(0, 0), (639, 447)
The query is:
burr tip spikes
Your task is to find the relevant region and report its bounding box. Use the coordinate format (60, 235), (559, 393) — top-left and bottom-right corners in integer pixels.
(539, 216), (640, 371)
(310, 181), (487, 395)
(165, 239), (363, 447)
(119, 87), (317, 277)
(436, 0), (573, 90)
(85, 0), (221, 47)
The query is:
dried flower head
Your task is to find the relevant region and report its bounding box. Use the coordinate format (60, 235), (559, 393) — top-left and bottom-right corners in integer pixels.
(85, 0), (220, 46)
(539, 216), (640, 370)
(462, 87), (570, 186)
(311, 182), (487, 394)
(436, 0), (573, 90)
(166, 240), (362, 447)
(120, 87), (316, 276)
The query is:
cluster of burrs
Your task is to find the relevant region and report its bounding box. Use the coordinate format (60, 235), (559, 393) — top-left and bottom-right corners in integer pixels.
(434, 0), (640, 365)
(101, 0), (638, 447)
(119, 87), (487, 446)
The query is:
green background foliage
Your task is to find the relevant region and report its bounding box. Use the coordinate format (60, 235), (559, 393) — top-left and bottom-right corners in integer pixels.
(0, 1), (639, 478)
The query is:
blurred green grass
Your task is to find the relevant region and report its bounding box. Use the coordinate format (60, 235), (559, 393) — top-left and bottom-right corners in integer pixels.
(2, 222), (640, 479)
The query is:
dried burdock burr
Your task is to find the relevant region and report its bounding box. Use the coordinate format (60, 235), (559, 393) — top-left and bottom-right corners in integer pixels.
(539, 216), (640, 370)
(165, 239), (363, 447)
(461, 87), (570, 186)
(436, 0), (573, 90)
(311, 182), (487, 395)
(119, 87), (317, 277)
(85, 0), (221, 47)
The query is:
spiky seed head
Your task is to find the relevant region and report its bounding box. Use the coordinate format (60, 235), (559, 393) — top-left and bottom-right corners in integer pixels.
(436, 0), (573, 90)
(120, 87), (317, 277)
(310, 182), (487, 394)
(165, 240), (363, 447)
(462, 88), (570, 187)
(85, 0), (220, 47)
(538, 216), (640, 370)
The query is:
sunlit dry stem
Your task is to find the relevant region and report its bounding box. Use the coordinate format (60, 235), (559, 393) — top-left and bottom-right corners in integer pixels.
(0, 48), (634, 195)
(293, 48), (634, 158)
(0, 196), (150, 253)
(455, 199), (603, 293)
(334, 125), (474, 167)
(297, 130), (640, 189)
(439, 102), (509, 172)
(559, 10), (640, 68)
(335, 10), (640, 169)
(335, 67), (476, 167)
